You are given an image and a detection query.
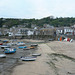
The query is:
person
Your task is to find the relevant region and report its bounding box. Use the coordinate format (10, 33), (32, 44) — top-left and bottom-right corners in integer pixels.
(70, 39), (73, 42)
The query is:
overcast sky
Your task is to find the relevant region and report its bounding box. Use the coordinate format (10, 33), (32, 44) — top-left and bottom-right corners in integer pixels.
(0, 0), (75, 19)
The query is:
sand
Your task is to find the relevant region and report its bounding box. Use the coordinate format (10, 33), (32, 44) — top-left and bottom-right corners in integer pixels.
(11, 41), (75, 75)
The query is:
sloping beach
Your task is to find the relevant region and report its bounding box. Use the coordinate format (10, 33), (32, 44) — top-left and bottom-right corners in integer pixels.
(11, 40), (75, 75)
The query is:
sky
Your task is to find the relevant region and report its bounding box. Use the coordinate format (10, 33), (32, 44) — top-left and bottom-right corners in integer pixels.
(0, 0), (75, 19)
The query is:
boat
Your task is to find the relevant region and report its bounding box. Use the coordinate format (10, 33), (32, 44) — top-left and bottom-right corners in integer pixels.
(0, 54), (6, 58)
(23, 48), (30, 50)
(17, 42), (25, 46)
(1, 45), (10, 49)
(0, 43), (3, 45)
(18, 46), (27, 49)
(7, 42), (16, 46)
(3, 40), (9, 43)
(20, 56), (36, 61)
(28, 46), (35, 49)
(32, 53), (41, 56)
(31, 44), (38, 47)
(4, 48), (16, 54)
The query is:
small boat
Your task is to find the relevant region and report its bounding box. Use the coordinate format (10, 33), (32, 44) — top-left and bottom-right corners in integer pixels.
(23, 48), (30, 50)
(1, 45), (10, 49)
(31, 44), (38, 47)
(7, 42), (16, 46)
(3, 40), (9, 43)
(28, 46), (35, 49)
(0, 43), (3, 45)
(17, 42), (25, 46)
(20, 56), (36, 61)
(0, 54), (6, 58)
(18, 46), (27, 49)
(32, 53), (41, 56)
(4, 48), (16, 54)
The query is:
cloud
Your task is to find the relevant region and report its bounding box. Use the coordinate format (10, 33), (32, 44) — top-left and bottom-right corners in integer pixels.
(0, 0), (75, 19)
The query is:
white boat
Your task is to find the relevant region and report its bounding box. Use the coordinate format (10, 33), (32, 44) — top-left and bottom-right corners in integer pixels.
(20, 56), (36, 61)
(0, 54), (6, 58)
(31, 44), (38, 47)
(32, 53), (41, 56)
(17, 42), (25, 46)
(1, 45), (10, 49)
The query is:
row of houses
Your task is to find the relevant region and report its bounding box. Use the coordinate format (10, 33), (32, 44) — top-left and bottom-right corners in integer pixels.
(0, 24), (75, 39)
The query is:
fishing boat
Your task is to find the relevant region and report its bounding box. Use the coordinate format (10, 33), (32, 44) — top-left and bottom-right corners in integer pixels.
(0, 54), (6, 58)
(4, 48), (16, 54)
(20, 56), (36, 61)
(32, 53), (41, 56)
(18, 46), (27, 49)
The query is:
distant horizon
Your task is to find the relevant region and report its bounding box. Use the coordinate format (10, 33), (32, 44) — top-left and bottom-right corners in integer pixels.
(0, 16), (75, 19)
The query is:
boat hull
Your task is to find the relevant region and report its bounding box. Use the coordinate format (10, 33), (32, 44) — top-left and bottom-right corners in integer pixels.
(21, 57), (36, 61)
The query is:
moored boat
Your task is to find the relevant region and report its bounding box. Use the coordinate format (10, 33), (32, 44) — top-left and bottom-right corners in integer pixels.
(4, 48), (16, 54)
(0, 54), (6, 58)
(18, 46), (27, 49)
(32, 53), (41, 56)
(31, 44), (38, 47)
(17, 42), (25, 46)
(1, 45), (10, 49)
(23, 48), (30, 50)
(20, 56), (36, 61)
(0, 43), (3, 45)
(28, 46), (35, 49)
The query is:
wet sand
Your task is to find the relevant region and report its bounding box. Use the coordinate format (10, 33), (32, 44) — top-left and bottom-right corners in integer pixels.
(11, 41), (75, 75)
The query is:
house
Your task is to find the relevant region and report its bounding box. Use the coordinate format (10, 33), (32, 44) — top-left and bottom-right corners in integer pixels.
(43, 24), (54, 28)
(27, 30), (34, 36)
(39, 28), (56, 36)
(56, 27), (64, 36)
(8, 32), (13, 36)
(1, 28), (9, 35)
(64, 27), (73, 35)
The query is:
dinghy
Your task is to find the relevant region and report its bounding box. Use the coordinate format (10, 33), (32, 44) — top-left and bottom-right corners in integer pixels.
(0, 54), (6, 58)
(31, 44), (38, 46)
(28, 46), (35, 49)
(20, 56), (36, 61)
(32, 53), (41, 56)
(17, 42), (25, 46)
(4, 48), (16, 54)
(1, 45), (10, 49)
(23, 48), (30, 50)
(18, 46), (27, 49)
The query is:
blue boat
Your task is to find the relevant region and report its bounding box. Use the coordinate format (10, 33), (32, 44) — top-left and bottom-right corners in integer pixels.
(3, 40), (9, 43)
(4, 48), (16, 54)
(18, 46), (27, 49)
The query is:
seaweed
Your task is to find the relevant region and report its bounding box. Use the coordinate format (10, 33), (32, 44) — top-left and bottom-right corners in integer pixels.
(49, 53), (75, 62)
(47, 61), (59, 75)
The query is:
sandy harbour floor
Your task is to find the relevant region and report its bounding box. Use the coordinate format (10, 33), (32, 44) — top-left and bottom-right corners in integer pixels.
(11, 40), (75, 75)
